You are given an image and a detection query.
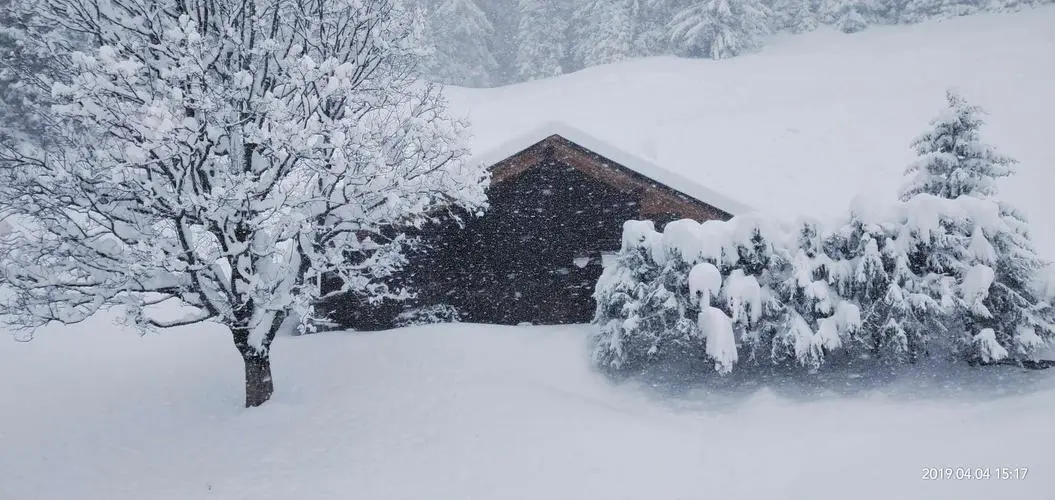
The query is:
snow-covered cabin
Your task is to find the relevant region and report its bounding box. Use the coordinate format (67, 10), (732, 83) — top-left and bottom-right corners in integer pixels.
(325, 123), (749, 328)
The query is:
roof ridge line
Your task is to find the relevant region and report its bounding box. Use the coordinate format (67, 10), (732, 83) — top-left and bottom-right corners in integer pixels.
(470, 121), (753, 216)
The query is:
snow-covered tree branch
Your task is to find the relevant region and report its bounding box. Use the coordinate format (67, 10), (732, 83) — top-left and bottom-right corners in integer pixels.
(0, 0), (488, 407)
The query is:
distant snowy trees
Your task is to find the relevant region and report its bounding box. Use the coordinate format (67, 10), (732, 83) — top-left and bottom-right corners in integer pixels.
(424, 0), (500, 86)
(593, 90), (1055, 374)
(899, 0), (980, 24)
(669, 0), (771, 59)
(401, 0), (1053, 86)
(817, 0), (877, 33)
(513, 0), (569, 80)
(569, 0), (638, 68)
(0, 0), (488, 407)
(769, 0), (819, 33)
(0, 1), (55, 147)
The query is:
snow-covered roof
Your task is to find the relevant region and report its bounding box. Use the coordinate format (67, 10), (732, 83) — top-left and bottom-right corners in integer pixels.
(471, 121), (753, 216)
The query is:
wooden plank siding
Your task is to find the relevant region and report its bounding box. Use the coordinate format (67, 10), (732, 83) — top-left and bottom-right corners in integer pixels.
(491, 135), (733, 222)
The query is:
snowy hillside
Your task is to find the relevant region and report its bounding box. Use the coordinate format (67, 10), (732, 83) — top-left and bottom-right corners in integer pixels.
(2, 317), (1055, 500)
(448, 7), (1055, 258)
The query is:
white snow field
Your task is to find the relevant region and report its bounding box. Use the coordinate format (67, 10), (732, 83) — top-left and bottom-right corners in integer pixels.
(449, 6), (1055, 259)
(3, 317), (1055, 500)
(4, 7), (1055, 500)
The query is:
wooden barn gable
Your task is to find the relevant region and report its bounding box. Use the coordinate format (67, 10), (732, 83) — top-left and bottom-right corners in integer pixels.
(480, 122), (750, 223)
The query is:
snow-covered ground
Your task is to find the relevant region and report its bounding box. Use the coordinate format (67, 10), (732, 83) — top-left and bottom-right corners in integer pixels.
(449, 6), (1055, 259)
(4, 7), (1055, 500)
(2, 317), (1055, 500)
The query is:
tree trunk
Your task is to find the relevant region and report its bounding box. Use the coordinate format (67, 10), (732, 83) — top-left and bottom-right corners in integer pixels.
(239, 348), (274, 408)
(230, 312), (285, 408)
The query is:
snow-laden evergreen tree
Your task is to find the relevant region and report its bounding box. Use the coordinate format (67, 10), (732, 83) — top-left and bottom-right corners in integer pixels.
(770, 220), (862, 370)
(595, 216), (812, 375)
(630, 0), (679, 56)
(513, 0), (569, 80)
(821, 0), (906, 32)
(710, 220), (785, 369)
(988, 0), (1052, 13)
(594, 219), (728, 373)
(569, 0), (639, 69)
(837, 7), (869, 32)
(899, 90), (1055, 363)
(0, 1), (58, 147)
(593, 221), (667, 371)
(654, 219), (758, 373)
(670, 0), (771, 59)
(427, 0), (500, 86)
(819, 0), (879, 32)
(895, 195), (1054, 363)
(899, 0), (982, 24)
(0, 0), (488, 407)
(0, 8), (31, 143)
(649, 220), (712, 362)
(826, 201), (949, 362)
(899, 90), (1014, 201)
(768, 0), (819, 33)
(958, 204), (1055, 362)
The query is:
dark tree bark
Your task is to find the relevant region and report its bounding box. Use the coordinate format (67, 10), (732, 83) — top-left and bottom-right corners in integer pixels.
(239, 347), (274, 408)
(231, 310), (285, 408)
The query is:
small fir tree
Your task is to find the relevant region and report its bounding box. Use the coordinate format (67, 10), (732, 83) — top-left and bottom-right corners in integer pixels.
(592, 221), (665, 371)
(899, 89), (1015, 202)
(900, 90), (1055, 363)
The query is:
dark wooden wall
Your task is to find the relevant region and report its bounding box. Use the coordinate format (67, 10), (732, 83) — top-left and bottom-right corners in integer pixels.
(414, 155), (643, 325)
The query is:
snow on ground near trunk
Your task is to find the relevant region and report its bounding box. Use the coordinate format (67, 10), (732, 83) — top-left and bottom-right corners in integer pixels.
(448, 7), (1055, 259)
(2, 317), (1055, 499)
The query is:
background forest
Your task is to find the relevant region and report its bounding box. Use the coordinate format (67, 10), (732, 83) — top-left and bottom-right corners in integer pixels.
(410, 0), (1052, 86)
